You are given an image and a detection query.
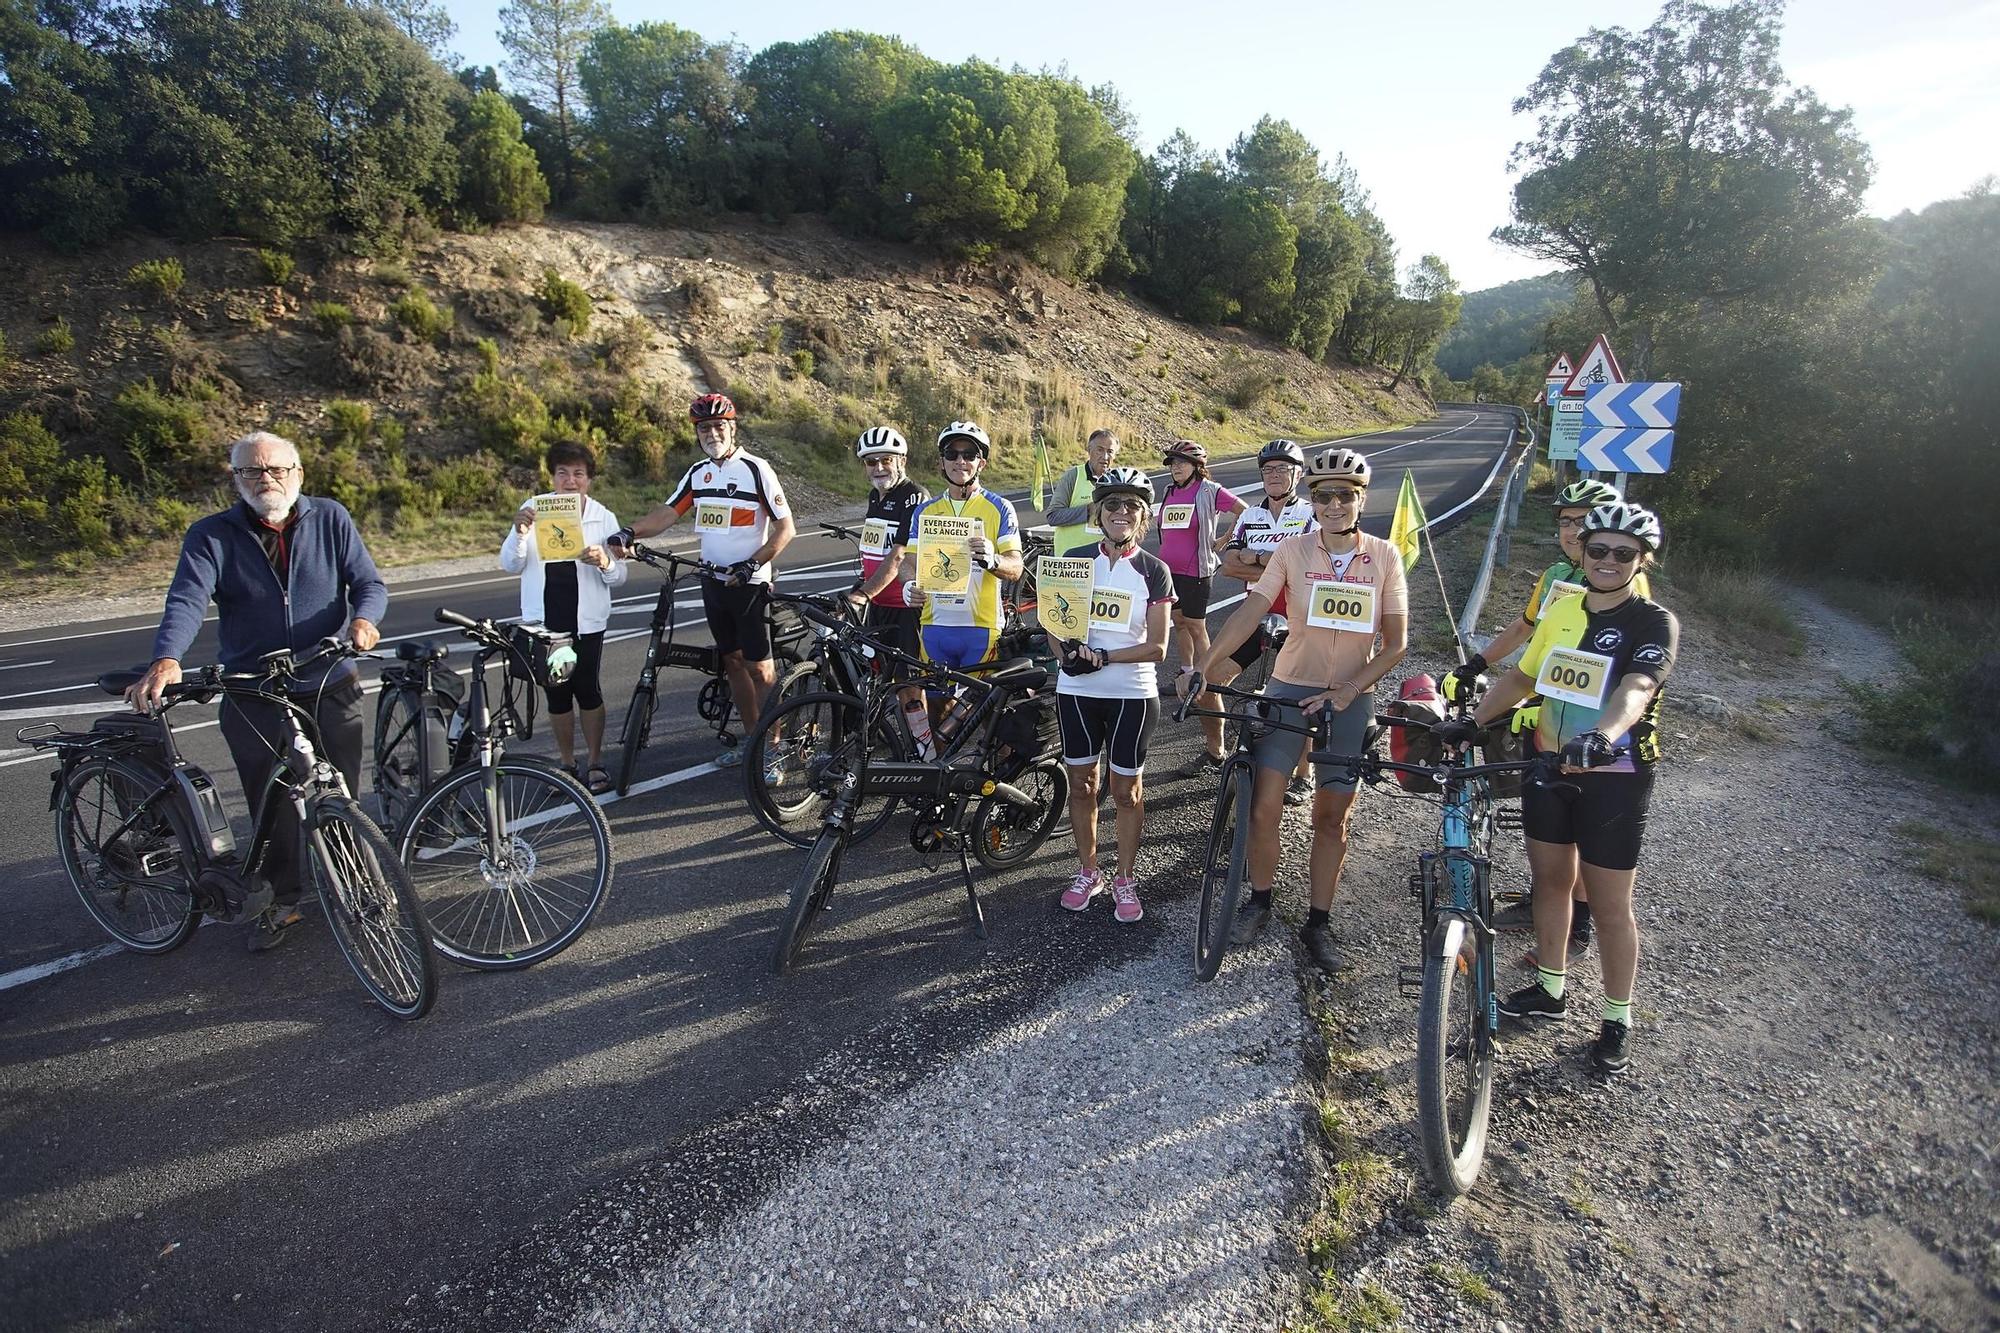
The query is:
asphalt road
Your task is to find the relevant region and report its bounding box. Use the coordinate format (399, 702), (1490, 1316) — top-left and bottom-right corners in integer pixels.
(0, 407), (1516, 1332)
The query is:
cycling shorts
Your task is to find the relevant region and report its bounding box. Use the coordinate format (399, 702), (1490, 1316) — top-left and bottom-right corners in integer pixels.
(1058, 693), (1159, 777)
(1521, 757), (1656, 872)
(1249, 678), (1373, 792)
(920, 623), (999, 671)
(1229, 623), (1276, 671)
(1171, 572), (1213, 621)
(701, 579), (772, 662)
(865, 603), (922, 666)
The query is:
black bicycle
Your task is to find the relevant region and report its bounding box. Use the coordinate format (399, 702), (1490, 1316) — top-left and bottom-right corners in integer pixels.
(23, 641), (438, 1020)
(758, 603), (1066, 973)
(383, 611), (615, 970)
(613, 542), (810, 796)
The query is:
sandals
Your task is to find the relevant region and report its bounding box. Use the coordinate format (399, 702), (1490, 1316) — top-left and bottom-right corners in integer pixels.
(585, 764), (612, 795)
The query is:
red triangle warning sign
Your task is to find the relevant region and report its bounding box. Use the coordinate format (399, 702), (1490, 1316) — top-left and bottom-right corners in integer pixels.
(1562, 334), (1624, 396)
(1545, 353), (1573, 382)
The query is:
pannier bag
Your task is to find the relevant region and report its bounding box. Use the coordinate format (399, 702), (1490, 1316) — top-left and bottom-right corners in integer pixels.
(1386, 674), (1446, 792)
(507, 624), (577, 688)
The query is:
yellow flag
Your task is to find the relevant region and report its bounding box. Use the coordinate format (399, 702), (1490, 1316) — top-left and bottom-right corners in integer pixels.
(1388, 469), (1427, 574)
(1030, 434), (1050, 510)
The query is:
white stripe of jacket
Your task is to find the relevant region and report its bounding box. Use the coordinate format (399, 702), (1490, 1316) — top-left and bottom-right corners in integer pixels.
(499, 495), (629, 634)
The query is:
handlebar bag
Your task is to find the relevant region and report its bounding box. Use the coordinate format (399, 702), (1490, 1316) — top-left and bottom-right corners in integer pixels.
(506, 624), (576, 688)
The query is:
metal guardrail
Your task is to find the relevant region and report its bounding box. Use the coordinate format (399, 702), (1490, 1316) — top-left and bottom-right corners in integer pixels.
(1454, 410), (1533, 651)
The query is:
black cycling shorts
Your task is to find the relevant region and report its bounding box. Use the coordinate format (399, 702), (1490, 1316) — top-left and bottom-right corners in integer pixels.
(1171, 572), (1213, 621)
(865, 602), (922, 665)
(544, 630), (605, 713)
(701, 579), (773, 662)
(1229, 624), (1271, 670)
(1058, 693), (1159, 777)
(1521, 761), (1656, 872)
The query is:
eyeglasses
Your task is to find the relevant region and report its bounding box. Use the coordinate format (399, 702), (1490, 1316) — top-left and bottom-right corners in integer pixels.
(1556, 515), (1587, 529)
(1099, 498), (1145, 515)
(1311, 488), (1360, 506)
(941, 447), (981, 462)
(863, 457), (898, 467)
(232, 464), (298, 482)
(1583, 543), (1642, 564)
(1259, 462), (1298, 474)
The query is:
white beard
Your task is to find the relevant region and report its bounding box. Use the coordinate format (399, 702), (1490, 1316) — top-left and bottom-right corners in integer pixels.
(239, 486), (299, 523)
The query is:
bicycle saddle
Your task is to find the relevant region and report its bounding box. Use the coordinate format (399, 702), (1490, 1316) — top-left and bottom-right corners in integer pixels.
(397, 639), (450, 664)
(97, 668), (146, 695)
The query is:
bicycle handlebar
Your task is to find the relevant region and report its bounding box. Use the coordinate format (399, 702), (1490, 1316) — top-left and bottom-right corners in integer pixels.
(626, 541), (730, 578)
(818, 520), (864, 542)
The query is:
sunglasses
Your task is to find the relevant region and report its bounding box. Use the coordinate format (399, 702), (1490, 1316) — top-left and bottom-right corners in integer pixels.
(1310, 488), (1361, 506)
(1584, 543), (1642, 564)
(233, 464), (298, 482)
(1099, 498), (1145, 515)
(1556, 515), (1588, 529)
(941, 447), (981, 462)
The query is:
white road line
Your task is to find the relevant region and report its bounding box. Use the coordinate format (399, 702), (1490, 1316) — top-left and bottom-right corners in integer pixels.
(0, 659), (54, 672)
(0, 943), (124, 994)
(0, 681), (97, 702)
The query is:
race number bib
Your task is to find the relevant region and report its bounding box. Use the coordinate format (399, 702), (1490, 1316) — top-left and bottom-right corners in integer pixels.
(1036, 557), (1095, 639)
(859, 518), (892, 556)
(533, 492), (584, 561)
(694, 499), (734, 532)
(1305, 580), (1377, 634)
(1088, 586), (1136, 632)
(1535, 646), (1614, 709)
(1159, 504), (1195, 530)
(1538, 579), (1586, 619)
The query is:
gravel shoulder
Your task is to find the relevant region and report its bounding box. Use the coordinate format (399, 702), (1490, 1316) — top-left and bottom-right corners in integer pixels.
(1303, 584), (2000, 1330)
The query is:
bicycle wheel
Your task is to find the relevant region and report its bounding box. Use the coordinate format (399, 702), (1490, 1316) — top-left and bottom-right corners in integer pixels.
(398, 760), (614, 970)
(55, 755), (199, 953)
(1414, 919), (1494, 1196)
(744, 690), (900, 848)
(1195, 758), (1254, 982)
(372, 687), (430, 832)
(772, 827), (844, 974)
(615, 684), (655, 797)
(970, 760), (1068, 870)
(306, 797), (437, 1020)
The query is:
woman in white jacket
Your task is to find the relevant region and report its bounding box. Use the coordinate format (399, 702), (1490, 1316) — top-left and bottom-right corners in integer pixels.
(501, 441), (628, 792)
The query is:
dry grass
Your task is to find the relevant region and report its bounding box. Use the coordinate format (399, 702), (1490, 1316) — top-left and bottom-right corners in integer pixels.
(1655, 553), (1805, 656)
(1898, 821), (2000, 926)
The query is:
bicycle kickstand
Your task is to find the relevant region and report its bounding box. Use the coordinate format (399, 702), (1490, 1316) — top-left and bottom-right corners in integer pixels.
(955, 843), (989, 940)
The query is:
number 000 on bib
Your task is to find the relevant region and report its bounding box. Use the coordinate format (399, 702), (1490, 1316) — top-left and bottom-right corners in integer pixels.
(1306, 581), (1377, 634)
(1535, 646), (1613, 708)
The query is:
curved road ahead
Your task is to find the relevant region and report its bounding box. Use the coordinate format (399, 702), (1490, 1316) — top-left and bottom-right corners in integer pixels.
(0, 407), (1515, 1332)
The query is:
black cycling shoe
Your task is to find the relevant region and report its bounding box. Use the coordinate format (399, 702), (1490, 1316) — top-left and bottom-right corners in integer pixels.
(1180, 749), (1226, 781)
(1591, 1019), (1631, 1075)
(1229, 899), (1271, 946)
(247, 905), (303, 954)
(1490, 899), (1536, 931)
(1498, 981), (1568, 1022)
(1284, 776), (1311, 808)
(1571, 912), (1594, 951)
(1299, 921), (1340, 974)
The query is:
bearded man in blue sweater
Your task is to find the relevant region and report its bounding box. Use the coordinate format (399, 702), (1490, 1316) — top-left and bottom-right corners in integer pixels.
(126, 431), (388, 951)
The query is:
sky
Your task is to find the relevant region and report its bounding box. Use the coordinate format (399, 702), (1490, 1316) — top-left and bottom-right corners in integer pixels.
(440, 0), (2000, 293)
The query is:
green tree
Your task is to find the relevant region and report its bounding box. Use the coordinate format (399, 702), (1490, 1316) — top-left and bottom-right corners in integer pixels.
(1017, 75), (1133, 278)
(367, 0), (456, 64)
(0, 0), (131, 247)
(1495, 0), (1873, 371)
(456, 89), (548, 223)
(1385, 255), (1462, 392)
(499, 0), (609, 201)
(578, 20), (748, 218)
(875, 61), (1059, 259)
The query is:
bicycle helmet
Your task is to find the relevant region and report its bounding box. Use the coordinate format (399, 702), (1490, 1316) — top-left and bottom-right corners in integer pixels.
(1257, 438), (1306, 469)
(1092, 466), (1154, 507)
(1163, 439), (1207, 466)
(1580, 501), (1663, 551)
(1553, 478), (1621, 510)
(855, 426), (908, 459)
(1307, 446), (1371, 487)
(690, 393), (736, 422)
(936, 420), (992, 458)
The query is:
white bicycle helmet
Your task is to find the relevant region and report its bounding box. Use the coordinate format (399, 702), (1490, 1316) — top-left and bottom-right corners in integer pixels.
(855, 426), (908, 459)
(1092, 466), (1154, 507)
(936, 421), (992, 458)
(1307, 446), (1371, 487)
(1581, 501), (1664, 551)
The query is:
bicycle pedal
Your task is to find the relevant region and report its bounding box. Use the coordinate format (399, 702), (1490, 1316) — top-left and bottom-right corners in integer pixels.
(1495, 807), (1524, 831)
(1397, 964), (1425, 998)
(1407, 871), (1425, 901)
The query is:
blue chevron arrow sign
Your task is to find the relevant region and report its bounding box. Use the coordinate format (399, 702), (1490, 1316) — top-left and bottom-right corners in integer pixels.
(1583, 382), (1681, 429)
(1578, 427), (1675, 473)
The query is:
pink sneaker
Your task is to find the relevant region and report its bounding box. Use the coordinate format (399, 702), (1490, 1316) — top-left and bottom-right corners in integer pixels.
(1110, 875), (1143, 923)
(1060, 869), (1104, 912)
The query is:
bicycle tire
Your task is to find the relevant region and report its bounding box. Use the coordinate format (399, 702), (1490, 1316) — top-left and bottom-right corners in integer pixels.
(969, 760), (1068, 871)
(372, 686), (433, 833)
(615, 684), (654, 797)
(772, 827), (843, 974)
(397, 759), (613, 969)
(744, 690), (900, 848)
(306, 797), (438, 1020)
(1195, 758), (1254, 981)
(54, 754), (200, 954)
(1414, 921), (1494, 1196)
